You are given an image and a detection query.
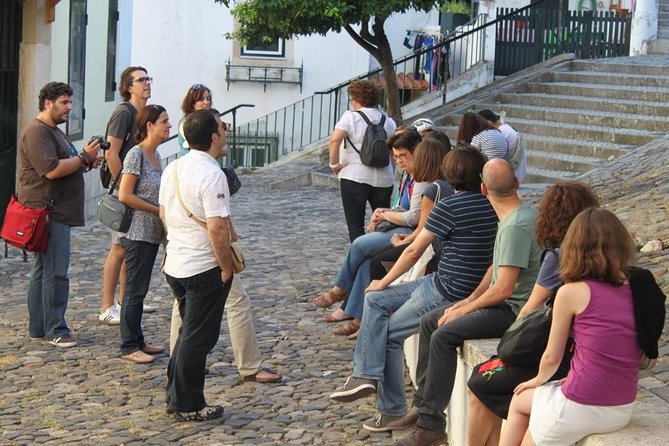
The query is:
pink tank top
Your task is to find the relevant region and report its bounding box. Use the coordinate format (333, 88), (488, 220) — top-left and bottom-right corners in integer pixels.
(561, 280), (640, 406)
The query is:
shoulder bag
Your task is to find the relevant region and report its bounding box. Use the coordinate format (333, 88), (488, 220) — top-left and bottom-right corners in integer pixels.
(97, 151), (143, 232)
(173, 160), (245, 273)
(0, 195), (50, 252)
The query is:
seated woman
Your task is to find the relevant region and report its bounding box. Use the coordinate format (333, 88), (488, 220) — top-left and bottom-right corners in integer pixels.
(457, 111), (509, 161)
(314, 130), (425, 330)
(500, 208), (649, 445)
(368, 132), (452, 283)
(466, 181), (600, 446)
(337, 138), (454, 338)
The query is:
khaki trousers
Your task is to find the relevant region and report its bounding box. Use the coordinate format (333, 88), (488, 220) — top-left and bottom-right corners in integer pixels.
(169, 275), (263, 376)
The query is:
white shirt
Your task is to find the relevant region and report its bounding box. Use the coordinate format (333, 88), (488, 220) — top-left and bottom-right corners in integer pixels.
(159, 150), (231, 278)
(498, 123), (518, 155)
(335, 107), (396, 188)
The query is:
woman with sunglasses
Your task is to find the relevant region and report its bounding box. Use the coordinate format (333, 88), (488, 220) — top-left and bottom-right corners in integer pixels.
(170, 84), (282, 383)
(118, 104), (168, 364)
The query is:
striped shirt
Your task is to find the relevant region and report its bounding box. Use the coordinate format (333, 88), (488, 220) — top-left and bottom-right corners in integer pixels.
(471, 129), (509, 160)
(425, 191), (498, 300)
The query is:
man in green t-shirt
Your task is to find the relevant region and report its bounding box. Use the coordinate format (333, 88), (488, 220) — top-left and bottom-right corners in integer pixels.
(390, 158), (542, 446)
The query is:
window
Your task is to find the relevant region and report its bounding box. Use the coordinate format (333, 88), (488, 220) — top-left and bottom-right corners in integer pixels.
(67, 0), (87, 140)
(241, 36), (285, 58)
(105, 0), (119, 102)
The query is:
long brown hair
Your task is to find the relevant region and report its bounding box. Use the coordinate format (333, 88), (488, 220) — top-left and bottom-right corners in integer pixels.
(181, 84), (213, 114)
(559, 208), (636, 285)
(536, 181), (600, 249)
(413, 138), (450, 182)
(456, 112), (490, 144)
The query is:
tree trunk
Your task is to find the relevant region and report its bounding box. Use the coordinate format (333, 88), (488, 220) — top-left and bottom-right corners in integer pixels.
(372, 19), (403, 124)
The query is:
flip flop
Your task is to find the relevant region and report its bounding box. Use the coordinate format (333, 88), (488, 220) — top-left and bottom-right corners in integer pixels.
(313, 290), (347, 308)
(334, 319), (361, 336)
(239, 367), (283, 383)
(324, 308), (353, 323)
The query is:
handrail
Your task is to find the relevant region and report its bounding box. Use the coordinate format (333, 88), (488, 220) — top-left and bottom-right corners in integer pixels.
(232, 0), (630, 167)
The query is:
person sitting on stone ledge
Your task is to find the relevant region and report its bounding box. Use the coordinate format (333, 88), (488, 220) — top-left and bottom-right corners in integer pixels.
(314, 130), (426, 335)
(466, 180), (600, 446)
(328, 146), (498, 434)
(332, 159), (541, 446)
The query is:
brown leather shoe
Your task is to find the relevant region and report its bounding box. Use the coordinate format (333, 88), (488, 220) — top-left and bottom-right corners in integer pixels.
(392, 427), (448, 446)
(239, 367), (282, 383)
(385, 406), (419, 430)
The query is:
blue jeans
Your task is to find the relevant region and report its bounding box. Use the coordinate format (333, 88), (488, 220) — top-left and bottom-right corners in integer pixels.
(27, 221), (72, 340)
(166, 267), (231, 412)
(353, 275), (458, 416)
(334, 228), (411, 319)
(119, 238), (159, 355)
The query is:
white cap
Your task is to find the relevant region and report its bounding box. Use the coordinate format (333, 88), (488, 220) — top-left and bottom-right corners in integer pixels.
(411, 118), (435, 133)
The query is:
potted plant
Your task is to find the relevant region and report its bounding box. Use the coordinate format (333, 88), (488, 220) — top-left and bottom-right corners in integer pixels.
(441, 1), (472, 32)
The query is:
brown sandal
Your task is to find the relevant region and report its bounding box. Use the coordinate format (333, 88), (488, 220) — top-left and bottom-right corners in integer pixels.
(347, 330), (359, 341)
(313, 290), (347, 308)
(334, 319), (361, 336)
(324, 308), (353, 323)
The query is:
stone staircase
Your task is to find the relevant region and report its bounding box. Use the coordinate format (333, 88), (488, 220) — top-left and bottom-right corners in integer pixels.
(431, 57), (669, 183)
(649, 0), (669, 54)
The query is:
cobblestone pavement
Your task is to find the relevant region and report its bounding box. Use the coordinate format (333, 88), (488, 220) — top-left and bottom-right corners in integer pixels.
(1, 137), (668, 445)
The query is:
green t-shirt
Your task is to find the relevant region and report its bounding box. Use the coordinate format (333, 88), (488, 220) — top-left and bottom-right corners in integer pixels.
(491, 202), (541, 315)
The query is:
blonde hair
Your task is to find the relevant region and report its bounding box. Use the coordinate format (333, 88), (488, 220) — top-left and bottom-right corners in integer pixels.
(559, 208), (636, 285)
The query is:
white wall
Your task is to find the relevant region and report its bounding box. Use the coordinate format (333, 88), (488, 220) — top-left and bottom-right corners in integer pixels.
(123, 0), (439, 157)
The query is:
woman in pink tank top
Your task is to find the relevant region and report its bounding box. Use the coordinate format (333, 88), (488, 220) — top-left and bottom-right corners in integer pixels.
(500, 208), (641, 446)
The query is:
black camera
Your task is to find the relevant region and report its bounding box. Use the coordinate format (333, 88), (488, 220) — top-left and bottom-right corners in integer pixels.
(89, 135), (110, 151)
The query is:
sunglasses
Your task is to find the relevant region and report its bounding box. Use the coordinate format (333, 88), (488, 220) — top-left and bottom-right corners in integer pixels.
(133, 77), (153, 84)
(191, 83), (207, 91)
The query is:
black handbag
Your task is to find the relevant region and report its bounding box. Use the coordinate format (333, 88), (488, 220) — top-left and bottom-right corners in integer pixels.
(222, 166), (241, 196)
(97, 152), (143, 232)
(496, 293), (556, 366)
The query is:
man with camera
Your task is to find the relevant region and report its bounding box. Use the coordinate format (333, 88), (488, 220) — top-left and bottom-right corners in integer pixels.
(18, 81), (103, 347)
(99, 66), (151, 326)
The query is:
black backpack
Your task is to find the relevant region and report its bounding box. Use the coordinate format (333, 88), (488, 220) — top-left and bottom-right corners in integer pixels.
(346, 111), (390, 168)
(100, 102), (137, 188)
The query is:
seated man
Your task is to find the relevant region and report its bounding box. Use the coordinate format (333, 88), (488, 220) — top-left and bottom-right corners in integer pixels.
(390, 159), (542, 446)
(329, 146), (499, 431)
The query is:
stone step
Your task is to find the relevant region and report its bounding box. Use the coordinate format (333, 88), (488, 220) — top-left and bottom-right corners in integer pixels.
(506, 117), (661, 146)
(525, 81), (669, 102)
(525, 166), (580, 183)
(569, 60), (669, 76)
(497, 92), (669, 117)
(521, 134), (632, 159)
(648, 39), (669, 55)
(659, 28), (669, 39)
(527, 149), (604, 173)
(474, 102), (669, 132)
(659, 11), (669, 21)
(546, 70), (669, 89)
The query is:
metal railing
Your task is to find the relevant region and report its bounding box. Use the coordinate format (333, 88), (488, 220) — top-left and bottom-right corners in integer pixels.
(228, 0), (629, 166)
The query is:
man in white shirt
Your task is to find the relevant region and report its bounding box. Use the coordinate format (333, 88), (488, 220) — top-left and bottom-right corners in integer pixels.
(159, 109), (233, 422)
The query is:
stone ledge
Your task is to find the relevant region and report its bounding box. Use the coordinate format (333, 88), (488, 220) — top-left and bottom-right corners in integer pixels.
(460, 339), (669, 446)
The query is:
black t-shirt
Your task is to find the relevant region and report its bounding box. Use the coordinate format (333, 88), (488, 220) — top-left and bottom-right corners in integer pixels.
(18, 119), (85, 226)
(106, 102), (138, 160)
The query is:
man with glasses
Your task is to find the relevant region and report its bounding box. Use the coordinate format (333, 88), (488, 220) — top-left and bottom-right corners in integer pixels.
(98, 66), (152, 326)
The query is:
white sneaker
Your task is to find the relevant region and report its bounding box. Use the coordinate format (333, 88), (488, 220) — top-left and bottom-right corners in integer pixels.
(143, 303), (155, 313)
(99, 306), (120, 326)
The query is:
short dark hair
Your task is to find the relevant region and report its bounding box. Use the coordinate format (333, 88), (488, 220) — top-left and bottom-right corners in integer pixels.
(422, 130), (451, 152)
(478, 109), (500, 123)
(181, 84), (213, 115)
(134, 104), (167, 142)
(442, 144), (488, 191)
(183, 109), (219, 152)
(119, 66), (148, 101)
(38, 82), (73, 111)
(387, 128), (421, 152)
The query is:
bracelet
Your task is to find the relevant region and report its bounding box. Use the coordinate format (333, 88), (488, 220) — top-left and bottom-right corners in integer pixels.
(329, 163), (341, 169)
(79, 151), (93, 172)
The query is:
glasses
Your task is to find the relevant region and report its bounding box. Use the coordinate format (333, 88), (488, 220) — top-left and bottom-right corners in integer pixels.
(393, 152), (410, 161)
(133, 77), (153, 84)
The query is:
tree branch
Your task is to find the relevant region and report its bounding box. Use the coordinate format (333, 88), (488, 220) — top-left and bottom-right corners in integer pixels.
(344, 24), (379, 60)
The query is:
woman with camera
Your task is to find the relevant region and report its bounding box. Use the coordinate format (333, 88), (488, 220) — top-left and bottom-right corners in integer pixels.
(118, 104), (168, 364)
